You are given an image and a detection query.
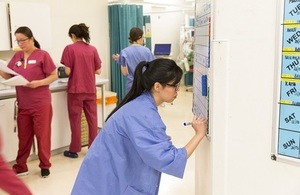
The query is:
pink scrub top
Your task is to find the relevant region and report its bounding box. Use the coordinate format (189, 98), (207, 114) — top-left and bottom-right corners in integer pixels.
(60, 41), (102, 94)
(7, 49), (56, 109)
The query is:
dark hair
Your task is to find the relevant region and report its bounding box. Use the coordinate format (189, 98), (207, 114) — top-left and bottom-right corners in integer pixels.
(128, 27), (143, 44)
(106, 58), (183, 120)
(15, 26), (40, 49)
(68, 23), (90, 43)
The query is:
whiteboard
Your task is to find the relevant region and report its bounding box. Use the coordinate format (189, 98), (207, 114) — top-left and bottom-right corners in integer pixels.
(193, 0), (211, 138)
(272, 0), (300, 166)
(9, 2), (52, 50)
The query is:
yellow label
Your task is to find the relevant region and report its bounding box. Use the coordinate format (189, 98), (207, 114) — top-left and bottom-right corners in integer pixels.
(284, 24), (300, 28)
(280, 100), (292, 104)
(282, 74), (293, 78)
(283, 47), (295, 52)
(282, 52), (300, 56)
(284, 20), (296, 24)
(281, 78), (300, 83)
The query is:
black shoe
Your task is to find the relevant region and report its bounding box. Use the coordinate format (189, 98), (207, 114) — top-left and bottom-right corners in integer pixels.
(64, 150), (78, 158)
(41, 169), (50, 178)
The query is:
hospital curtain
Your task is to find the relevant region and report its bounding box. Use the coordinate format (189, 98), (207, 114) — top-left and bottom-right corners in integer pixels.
(108, 4), (144, 103)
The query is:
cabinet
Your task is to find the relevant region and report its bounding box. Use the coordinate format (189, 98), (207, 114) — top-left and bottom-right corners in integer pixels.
(0, 2), (10, 50)
(0, 2), (52, 51)
(9, 2), (52, 50)
(0, 89), (104, 160)
(0, 98), (19, 162)
(51, 91), (71, 150)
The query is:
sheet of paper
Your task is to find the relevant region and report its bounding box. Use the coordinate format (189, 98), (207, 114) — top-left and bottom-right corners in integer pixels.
(1, 75), (29, 86)
(0, 60), (19, 75)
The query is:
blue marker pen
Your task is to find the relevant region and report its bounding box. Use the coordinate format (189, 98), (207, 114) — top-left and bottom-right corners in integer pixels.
(183, 122), (192, 126)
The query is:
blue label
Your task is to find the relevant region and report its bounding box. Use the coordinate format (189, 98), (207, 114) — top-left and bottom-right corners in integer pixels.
(278, 129), (300, 158)
(284, 1), (300, 23)
(281, 53), (300, 78)
(279, 104), (300, 132)
(280, 79), (300, 105)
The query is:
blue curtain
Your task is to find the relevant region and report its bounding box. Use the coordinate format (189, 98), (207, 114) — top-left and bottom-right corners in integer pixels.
(108, 4), (143, 103)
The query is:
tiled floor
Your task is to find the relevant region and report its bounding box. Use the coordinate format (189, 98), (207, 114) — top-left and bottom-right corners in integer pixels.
(0, 86), (195, 195)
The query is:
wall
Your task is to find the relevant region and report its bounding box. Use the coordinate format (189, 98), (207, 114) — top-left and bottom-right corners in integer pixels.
(195, 0), (300, 195)
(150, 12), (186, 62)
(0, 0), (109, 85)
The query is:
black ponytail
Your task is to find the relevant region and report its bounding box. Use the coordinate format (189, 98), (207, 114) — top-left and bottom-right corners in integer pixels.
(106, 61), (147, 120)
(105, 58), (183, 121)
(34, 39), (40, 49)
(68, 23), (90, 43)
(106, 58), (183, 121)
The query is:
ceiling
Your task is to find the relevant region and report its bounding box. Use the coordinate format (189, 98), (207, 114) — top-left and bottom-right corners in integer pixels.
(108, 0), (195, 14)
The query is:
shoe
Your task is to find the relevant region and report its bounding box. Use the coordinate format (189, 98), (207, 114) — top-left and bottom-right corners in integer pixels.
(16, 170), (29, 176)
(64, 150), (78, 158)
(41, 169), (50, 178)
(12, 165), (29, 176)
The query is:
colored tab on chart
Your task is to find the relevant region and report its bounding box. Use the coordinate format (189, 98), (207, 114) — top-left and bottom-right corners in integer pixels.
(201, 75), (207, 96)
(281, 52), (300, 78)
(280, 78), (300, 105)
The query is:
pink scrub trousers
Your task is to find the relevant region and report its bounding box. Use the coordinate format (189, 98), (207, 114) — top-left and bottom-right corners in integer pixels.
(13, 105), (52, 172)
(67, 93), (98, 153)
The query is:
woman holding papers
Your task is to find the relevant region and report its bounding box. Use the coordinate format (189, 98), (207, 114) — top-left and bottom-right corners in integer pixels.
(0, 26), (57, 178)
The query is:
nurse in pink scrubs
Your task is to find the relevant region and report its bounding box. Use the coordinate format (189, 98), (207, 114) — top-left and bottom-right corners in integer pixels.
(60, 23), (102, 158)
(0, 26), (58, 178)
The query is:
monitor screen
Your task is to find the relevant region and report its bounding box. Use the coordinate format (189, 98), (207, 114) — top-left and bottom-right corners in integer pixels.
(154, 44), (171, 55)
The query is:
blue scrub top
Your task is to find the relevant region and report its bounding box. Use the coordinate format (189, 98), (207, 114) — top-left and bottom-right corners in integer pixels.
(71, 92), (187, 195)
(118, 45), (155, 93)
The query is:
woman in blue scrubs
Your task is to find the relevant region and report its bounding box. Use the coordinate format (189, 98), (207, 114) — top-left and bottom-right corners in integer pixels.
(112, 27), (155, 94)
(71, 58), (207, 195)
